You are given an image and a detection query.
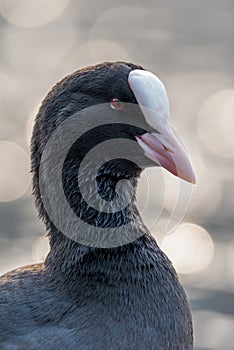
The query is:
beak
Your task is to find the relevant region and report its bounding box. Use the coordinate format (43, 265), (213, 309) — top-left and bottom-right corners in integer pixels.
(128, 69), (196, 184)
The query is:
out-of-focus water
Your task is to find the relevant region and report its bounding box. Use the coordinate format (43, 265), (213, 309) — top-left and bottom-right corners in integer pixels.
(0, 1), (234, 349)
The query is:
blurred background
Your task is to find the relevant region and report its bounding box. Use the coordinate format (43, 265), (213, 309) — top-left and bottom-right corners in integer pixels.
(0, 0), (233, 349)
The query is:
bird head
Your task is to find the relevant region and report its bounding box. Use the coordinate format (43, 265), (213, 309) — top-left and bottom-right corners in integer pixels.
(31, 62), (195, 247)
(32, 62), (195, 180)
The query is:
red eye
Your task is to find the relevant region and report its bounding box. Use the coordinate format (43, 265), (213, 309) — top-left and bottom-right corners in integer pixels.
(110, 98), (125, 110)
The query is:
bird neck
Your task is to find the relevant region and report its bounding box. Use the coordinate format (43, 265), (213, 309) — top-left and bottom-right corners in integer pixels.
(58, 156), (144, 243)
(45, 231), (161, 287)
(43, 162), (154, 280)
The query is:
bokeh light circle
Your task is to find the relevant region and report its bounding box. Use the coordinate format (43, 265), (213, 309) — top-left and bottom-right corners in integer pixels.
(227, 239), (234, 289)
(198, 90), (234, 158)
(63, 39), (132, 73)
(0, 0), (70, 28)
(161, 223), (214, 274)
(32, 236), (50, 262)
(187, 156), (222, 220)
(0, 141), (30, 201)
(26, 103), (41, 145)
(4, 24), (75, 77)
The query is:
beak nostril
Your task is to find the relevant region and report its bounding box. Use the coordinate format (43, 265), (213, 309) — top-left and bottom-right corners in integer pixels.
(162, 144), (171, 152)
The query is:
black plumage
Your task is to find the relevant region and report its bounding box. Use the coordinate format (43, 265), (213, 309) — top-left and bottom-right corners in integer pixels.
(0, 62), (193, 349)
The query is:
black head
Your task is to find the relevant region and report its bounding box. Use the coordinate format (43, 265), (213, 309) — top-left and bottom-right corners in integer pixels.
(30, 62), (154, 245)
(31, 61), (155, 180)
(31, 61), (195, 249)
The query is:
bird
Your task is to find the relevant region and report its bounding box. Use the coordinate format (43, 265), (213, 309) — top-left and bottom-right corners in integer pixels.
(0, 62), (195, 349)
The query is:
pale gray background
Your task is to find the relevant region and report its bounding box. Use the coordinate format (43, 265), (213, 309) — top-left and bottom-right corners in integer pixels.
(0, 1), (234, 349)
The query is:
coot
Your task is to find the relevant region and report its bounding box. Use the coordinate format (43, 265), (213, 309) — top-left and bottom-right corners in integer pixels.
(0, 62), (194, 349)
